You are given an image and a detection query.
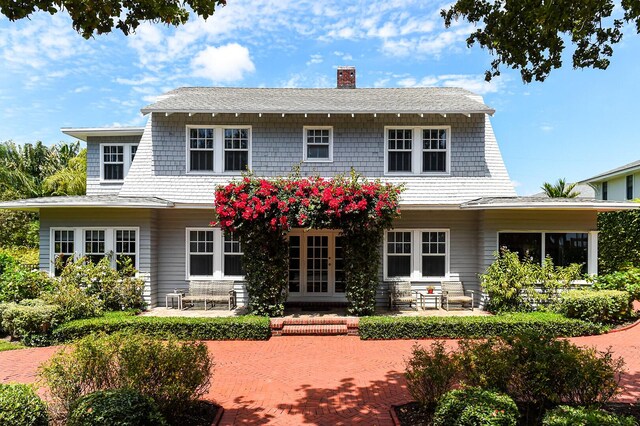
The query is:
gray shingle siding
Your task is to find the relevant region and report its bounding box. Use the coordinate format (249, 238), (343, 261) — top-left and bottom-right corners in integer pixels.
(86, 135), (142, 196)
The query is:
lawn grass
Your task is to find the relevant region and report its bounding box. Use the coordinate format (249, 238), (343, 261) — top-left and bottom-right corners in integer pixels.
(0, 340), (25, 351)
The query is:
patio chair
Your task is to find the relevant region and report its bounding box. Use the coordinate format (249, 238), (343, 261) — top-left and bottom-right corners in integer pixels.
(388, 281), (418, 310)
(441, 281), (474, 311)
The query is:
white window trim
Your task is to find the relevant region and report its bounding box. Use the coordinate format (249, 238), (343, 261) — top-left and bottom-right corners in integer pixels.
(496, 230), (597, 276)
(222, 233), (244, 280)
(185, 227), (244, 280)
(383, 229), (450, 281)
(49, 227), (140, 276)
(185, 125), (252, 175)
(303, 126), (334, 163)
(383, 126), (451, 176)
(99, 143), (138, 183)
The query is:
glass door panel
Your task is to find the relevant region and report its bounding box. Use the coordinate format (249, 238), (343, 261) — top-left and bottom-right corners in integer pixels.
(306, 235), (329, 293)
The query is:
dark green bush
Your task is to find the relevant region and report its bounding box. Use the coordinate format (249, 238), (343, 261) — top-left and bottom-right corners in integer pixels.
(405, 341), (459, 407)
(555, 289), (632, 324)
(0, 260), (52, 303)
(53, 312), (271, 342)
(358, 312), (605, 339)
(0, 299), (62, 345)
(0, 383), (49, 426)
(68, 388), (167, 426)
(542, 405), (637, 426)
(593, 268), (640, 302)
(40, 332), (214, 420)
(598, 210), (640, 274)
(433, 388), (519, 426)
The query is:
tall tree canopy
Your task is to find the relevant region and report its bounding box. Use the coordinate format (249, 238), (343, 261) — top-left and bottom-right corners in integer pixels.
(541, 178), (579, 198)
(442, 0), (640, 82)
(0, 0), (226, 38)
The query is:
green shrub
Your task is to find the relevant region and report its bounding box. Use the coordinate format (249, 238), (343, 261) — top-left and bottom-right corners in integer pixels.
(405, 341), (459, 407)
(555, 289), (632, 324)
(0, 262), (52, 303)
(358, 312), (605, 340)
(598, 209), (640, 274)
(53, 312), (271, 342)
(68, 388), (167, 426)
(458, 333), (624, 412)
(480, 250), (582, 313)
(0, 383), (49, 426)
(40, 332), (214, 420)
(433, 388), (519, 426)
(0, 247), (39, 266)
(0, 299), (62, 345)
(593, 267), (640, 301)
(42, 278), (103, 322)
(542, 405), (637, 426)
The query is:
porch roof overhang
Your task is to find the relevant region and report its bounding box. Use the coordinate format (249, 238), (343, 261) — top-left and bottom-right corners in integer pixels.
(61, 127), (145, 142)
(460, 197), (639, 212)
(0, 195), (174, 212)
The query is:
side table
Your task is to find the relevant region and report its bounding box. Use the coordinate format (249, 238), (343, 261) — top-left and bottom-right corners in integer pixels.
(419, 293), (440, 310)
(166, 292), (184, 310)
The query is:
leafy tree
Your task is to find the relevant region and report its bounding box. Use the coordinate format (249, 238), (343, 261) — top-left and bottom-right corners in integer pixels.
(442, 0), (640, 82)
(43, 149), (86, 196)
(541, 178), (579, 198)
(0, 0), (227, 39)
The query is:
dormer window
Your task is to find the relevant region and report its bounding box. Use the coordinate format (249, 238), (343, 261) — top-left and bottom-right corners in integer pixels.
(186, 125), (251, 174)
(385, 126), (450, 175)
(303, 126), (333, 162)
(101, 143), (138, 181)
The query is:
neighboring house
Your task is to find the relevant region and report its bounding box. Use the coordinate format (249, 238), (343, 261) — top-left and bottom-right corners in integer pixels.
(581, 160), (640, 201)
(1, 68), (636, 308)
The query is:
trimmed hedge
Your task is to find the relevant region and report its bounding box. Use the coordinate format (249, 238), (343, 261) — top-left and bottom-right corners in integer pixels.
(555, 289), (633, 324)
(52, 312), (271, 342)
(0, 383), (49, 426)
(542, 405), (636, 426)
(358, 312), (606, 340)
(68, 388), (167, 426)
(433, 388), (519, 426)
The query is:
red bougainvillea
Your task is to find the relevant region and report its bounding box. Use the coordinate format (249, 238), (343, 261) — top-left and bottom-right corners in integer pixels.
(213, 175), (401, 234)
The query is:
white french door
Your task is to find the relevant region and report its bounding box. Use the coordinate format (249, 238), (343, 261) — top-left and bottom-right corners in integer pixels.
(288, 231), (345, 299)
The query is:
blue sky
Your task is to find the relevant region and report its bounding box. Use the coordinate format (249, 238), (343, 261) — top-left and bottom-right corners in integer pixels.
(0, 0), (638, 195)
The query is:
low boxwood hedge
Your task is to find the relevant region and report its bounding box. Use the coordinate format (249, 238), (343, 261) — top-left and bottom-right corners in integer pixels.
(555, 289), (633, 324)
(52, 312), (271, 342)
(358, 312), (606, 340)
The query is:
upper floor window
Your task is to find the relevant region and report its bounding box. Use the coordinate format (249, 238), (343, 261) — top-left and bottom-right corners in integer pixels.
(385, 126), (450, 175)
(303, 126), (333, 162)
(101, 143), (138, 181)
(627, 175), (634, 200)
(186, 126), (251, 174)
(602, 181), (608, 200)
(385, 229), (449, 280)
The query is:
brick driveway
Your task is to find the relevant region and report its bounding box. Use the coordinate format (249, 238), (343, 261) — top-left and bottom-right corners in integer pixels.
(2, 327), (640, 425)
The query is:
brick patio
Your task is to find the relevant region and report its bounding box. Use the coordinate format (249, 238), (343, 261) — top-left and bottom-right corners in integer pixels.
(2, 321), (640, 425)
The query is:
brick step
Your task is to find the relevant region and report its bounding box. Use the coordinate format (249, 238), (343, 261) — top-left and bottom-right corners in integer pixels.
(281, 324), (349, 336)
(282, 317), (351, 326)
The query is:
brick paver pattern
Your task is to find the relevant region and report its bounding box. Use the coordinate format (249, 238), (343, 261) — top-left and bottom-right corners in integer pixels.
(2, 326), (640, 425)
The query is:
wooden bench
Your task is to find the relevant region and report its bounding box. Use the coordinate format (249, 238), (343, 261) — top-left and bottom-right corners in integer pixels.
(182, 280), (237, 310)
(387, 281), (419, 310)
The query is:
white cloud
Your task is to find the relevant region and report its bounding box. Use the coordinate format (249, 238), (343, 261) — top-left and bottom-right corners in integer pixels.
(115, 76), (161, 86)
(306, 54), (323, 66)
(73, 86), (91, 93)
(190, 44), (255, 83)
(540, 124), (554, 132)
(392, 74), (507, 95)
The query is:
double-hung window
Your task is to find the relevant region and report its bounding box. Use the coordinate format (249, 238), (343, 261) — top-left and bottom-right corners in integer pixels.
(188, 230), (214, 277)
(85, 230), (106, 265)
(627, 176), (634, 200)
(186, 228), (245, 279)
(385, 126), (450, 174)
(101, 143), (138, 181)
(602, 181), (608, 200)
(223, 233), (244, 276)
(115, 229), (137, 271)
(385, 229), (449, 280)
(187, 126), (251, 173)
(52, 229), (74, 276)
(303, 127), (333, 162)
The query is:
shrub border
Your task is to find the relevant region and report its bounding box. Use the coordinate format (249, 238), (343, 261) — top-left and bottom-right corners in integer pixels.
(52, 313), (271, 342)
(358, 313), (606, 340)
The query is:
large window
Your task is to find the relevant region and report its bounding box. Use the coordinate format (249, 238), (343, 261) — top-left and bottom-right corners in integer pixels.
(385, 126), (450, 174)
(627, 175), (634, 200)
(223, 233), (244, 276)
(186, 126), (251, 173)
(101, 143), (138, 181)
(53, 229), (74, 276)
(303, 127), (333, 162)
(85, 230), (106, 265)
(498, 231), (590, 273)
(385, 229), (449, 279)
(188, 230), (214, 276)
(115, 229), (137, 271)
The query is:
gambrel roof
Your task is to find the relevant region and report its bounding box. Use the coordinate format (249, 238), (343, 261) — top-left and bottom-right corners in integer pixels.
(141, 87), (495, 116)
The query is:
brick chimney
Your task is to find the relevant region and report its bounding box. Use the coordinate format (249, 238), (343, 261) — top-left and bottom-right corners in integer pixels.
(337, 66), (356, 89)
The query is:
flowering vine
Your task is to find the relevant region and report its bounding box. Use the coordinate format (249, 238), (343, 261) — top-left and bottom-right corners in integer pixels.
(213, 172), (402, 316)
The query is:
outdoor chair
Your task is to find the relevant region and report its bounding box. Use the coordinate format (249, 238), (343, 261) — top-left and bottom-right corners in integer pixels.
(441, 281), (474, 311)
(182, 280), (236, 310)
(388, 281), (419, 310)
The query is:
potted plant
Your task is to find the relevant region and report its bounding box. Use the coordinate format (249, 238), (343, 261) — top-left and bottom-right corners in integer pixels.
(427, 286), (434, 294)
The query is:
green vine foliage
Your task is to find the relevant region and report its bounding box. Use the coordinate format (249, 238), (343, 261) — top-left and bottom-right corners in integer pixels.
(214, 172), (402, 317)
(598, 209), (640, 274)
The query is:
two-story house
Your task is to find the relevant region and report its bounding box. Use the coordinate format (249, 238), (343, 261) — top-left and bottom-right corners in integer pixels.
(2, 68), (635, 308)
(581, 160), (640, 201)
